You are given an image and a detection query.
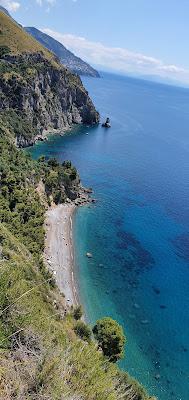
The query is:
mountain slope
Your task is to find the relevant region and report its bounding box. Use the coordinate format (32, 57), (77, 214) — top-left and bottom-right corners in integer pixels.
(0, 124), (155, 400)
(0, 8), (156, 400)
(0, 5), (10, 16)
(25, 26), (100, 77)
(0, 10), (99, 146)
(0, 10), (60, 65)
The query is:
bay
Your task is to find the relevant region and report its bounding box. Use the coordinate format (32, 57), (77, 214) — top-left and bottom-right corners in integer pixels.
(29, 72), (189, 400)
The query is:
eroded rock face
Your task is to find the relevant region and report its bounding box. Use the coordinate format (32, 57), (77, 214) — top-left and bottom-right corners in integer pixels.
(0, 53), (100, 146)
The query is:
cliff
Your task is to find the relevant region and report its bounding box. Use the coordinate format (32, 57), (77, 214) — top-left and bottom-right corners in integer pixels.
(25, 27), (100, 78)
(0, 53), (99, 146)
(0, 10), (99, 146)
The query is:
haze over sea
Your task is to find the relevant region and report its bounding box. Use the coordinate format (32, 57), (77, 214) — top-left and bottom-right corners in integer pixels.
(29, 72), (189, 400)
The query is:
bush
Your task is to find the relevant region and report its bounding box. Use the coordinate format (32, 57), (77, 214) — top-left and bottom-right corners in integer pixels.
(62, 160), (72, 168)
(0, 45), (11, 58)
(93, 317), (126, 362)
(74, 321), (92, 342)
(73, 305), (83, 320)
(47, 158), (59, 168)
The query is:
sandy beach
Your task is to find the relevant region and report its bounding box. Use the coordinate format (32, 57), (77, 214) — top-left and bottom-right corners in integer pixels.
(44, 204), (79, 306)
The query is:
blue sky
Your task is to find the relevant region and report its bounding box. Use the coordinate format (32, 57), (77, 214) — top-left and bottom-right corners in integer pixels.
(1, 0), (189, 83)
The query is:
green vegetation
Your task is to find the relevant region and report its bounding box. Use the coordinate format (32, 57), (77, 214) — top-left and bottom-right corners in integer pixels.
(73, 305), (83, 320)
(0, 128), (81, 256)
(0, 109), (36, 141)
(0, 10), (59, 67)
(93, 317), (126, 362)
(0, 124), (155, 400)
(74, 321), (92, 342)
(0, 44), (10, 57)
(0, 9), (155, 398)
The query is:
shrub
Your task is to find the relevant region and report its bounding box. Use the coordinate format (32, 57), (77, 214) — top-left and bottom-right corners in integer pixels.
(74, 321), (92, 342)
(47, 158), (59, 168)
(0, 45), (11, 58)
(62, 160), (72, 168)
(93, 317), (126, 362)
(73, 305), (83, 320)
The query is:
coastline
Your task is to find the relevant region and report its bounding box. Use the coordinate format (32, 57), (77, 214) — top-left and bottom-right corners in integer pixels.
(44, 203), (79, 307)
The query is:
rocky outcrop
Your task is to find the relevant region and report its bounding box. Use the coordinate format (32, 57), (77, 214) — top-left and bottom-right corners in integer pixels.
(0, 53), (99, 146)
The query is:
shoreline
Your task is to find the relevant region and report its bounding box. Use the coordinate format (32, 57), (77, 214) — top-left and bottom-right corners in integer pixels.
(44, 203), (79, 307)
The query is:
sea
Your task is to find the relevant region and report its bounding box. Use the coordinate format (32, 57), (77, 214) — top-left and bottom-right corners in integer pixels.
(29, 72), (189, 400)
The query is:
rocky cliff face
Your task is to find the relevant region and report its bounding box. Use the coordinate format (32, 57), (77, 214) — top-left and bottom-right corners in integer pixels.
(0, 53), (99, 147)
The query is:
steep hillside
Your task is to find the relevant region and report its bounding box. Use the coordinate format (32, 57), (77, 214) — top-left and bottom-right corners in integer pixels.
(0, 9), (155, 400)
(0, 5), (10, 16)
(0, 124), (156, 400)
(0, 11), (99, 146)
(0, 10), (58, 63)
(25, 27), (100, 77)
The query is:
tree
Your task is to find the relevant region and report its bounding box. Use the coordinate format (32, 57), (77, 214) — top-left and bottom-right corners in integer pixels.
(74, 321), (92, 342)
(92, 317), (126, 362)
(47, 158), (59, 168)
(73, 305), (83, 320)
(62, 160), (72, 168)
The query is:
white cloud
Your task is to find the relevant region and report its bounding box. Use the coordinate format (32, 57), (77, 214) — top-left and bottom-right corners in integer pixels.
(42, 28), (189, 83)
(0, 0), (20, 11)
(36, 0), (56, 6)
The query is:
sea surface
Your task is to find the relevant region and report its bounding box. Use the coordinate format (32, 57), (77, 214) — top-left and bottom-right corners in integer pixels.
(29, 72), (189, 400)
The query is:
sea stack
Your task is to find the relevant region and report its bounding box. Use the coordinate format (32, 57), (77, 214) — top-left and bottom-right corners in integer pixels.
(102, 117), (111, 128)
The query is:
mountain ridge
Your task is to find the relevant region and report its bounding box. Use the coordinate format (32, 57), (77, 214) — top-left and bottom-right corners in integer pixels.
(25, 26), (100, 78)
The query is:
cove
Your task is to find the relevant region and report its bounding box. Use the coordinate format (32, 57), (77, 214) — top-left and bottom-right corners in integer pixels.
(29, 72), (189, 400)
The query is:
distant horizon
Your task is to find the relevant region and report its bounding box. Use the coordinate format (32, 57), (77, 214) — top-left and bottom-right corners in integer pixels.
(85, 68), (189, 90)
(1, 0), (189, 85)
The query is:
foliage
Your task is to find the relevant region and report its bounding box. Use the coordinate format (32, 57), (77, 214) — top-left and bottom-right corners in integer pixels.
(0, 8), (154, 399)
(0, 115), (154, 400)
(93, 317), (126, 362)
(74, 321), (92, 342)
(44, 157), (79, 202)
(0, 44), (10, 57)
(0, 125), (80, 257)
(73, 305), (83, 320)
(1, 109), (35, 139)
(0, 129), (44, 257)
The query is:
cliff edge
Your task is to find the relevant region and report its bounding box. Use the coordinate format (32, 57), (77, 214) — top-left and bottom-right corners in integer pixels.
(0, 10), (99, 147)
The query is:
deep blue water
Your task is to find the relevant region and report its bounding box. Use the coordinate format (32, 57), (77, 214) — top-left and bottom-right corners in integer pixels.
(29, 73), (189, 400)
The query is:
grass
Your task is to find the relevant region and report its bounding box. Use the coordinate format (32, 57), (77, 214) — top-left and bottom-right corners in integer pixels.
(0, 13), (155, 396)
(0, 11), (60, 68)
(0, 223), (155, 400)
(0, 125), (156, 399)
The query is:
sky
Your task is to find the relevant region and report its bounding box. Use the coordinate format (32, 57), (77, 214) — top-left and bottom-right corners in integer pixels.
(1, 0), (189, 84)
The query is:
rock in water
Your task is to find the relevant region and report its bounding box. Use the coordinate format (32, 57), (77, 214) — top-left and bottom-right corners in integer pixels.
(86, 252), (93, 258)
(102, 117), (111, 128)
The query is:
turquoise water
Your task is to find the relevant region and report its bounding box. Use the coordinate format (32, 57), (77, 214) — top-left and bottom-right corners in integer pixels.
(29, 73), (189, 400)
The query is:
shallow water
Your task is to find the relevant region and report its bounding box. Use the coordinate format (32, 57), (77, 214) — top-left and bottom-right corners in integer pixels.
(29, 73), (189, 400)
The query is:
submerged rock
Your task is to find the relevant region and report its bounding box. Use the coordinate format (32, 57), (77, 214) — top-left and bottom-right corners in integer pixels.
(86, 252), (93, 258)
